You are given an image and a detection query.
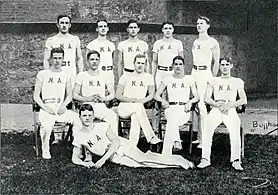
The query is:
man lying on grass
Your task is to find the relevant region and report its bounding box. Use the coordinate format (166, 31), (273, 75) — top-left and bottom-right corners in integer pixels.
(72, 103), (194, 169)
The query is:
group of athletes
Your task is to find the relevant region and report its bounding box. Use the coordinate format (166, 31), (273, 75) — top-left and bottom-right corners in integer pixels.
(33, 14), (247, 171)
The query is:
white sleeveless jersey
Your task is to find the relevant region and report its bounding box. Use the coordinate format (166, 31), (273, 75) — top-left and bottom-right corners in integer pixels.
(45, 34), (81, 75)
(119, 73), (154, 99)
(73, 123), (111, 156)
(118, 39), (148, 70)
(192, 37), (219, 67)
(75, 71), (110, 97)
(208, 77), (244, 102)
(152, 38), (183, 67)
(36, 70), (71, 111)
(87, 39), (115, 68)
(162, 75), (194, 102)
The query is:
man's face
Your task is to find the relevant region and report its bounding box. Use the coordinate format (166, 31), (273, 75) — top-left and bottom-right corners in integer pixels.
(96, 21), (109, 36)
(173, 59), (184, 74)
(57, 17), (71, 34)
(127, 23), (140, 37)
(134, 57), (146, 73)
(51, 52), (64, 69)
(196, 19), (209, 33)
(88, 53), (100, 71)
(220, 59), (233, 75)
(80, 110), (94, 127)
(162, 24), (174, 38)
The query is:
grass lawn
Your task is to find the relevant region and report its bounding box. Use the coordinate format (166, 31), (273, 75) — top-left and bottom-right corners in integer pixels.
(1, 132), (277, 195)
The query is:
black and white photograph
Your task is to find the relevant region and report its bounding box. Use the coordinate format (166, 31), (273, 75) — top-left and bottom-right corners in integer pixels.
(1, 0), (277, 194)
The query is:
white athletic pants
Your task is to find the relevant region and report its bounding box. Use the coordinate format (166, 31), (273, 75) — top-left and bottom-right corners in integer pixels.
(155, 69), (173, 88)
(39, 109), (80, 154)
(202, 107), (241, 162)
(87, 102), (118, 135)
(117, 103), (156, 147)
(162, 105), (191, 155)
(191, 69), (212, 142)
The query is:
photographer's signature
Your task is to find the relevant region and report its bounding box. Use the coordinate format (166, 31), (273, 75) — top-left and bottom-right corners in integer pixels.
(250, 121), (278, 134)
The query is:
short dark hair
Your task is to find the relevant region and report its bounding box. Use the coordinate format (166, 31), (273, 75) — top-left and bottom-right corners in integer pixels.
(57, 14), (71, 23)
(79, 103), (94, 116)
(133, 54), (146, 63)
(198, 15), (210, 25)
(162, 21), (174, 29)
(220, 56), (232, 63)
(96, 19), (108, 26)
(127, 19), (138, 27)
(172, 56), (185, 65)
(50, 47), (64, 58)
(87, 50), (100, 60)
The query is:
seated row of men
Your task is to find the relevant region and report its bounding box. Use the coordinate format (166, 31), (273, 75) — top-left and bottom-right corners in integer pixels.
(34, 47), (247, 171)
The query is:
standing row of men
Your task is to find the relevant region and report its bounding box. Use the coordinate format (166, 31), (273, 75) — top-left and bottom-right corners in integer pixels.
(34, 14), (247, 171)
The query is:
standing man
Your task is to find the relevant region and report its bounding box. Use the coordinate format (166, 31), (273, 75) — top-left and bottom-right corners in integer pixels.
(152, 21), (184, 87)
(152, 21), (184, 133)
(34, 47), (80, 159)
(155, 56), (199, 155)
(197, 57), (247, 171)
(191, 16), (220, 148)
(73, 50), (118, 135)
(86, 19), (116, 86)
(117, 19), (149, 78)
(116, 54), (161, 147)
(43, 14), (83, 86)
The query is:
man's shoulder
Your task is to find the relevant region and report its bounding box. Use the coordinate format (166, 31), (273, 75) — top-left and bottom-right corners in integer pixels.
(231, 77), (244, 83)
(208, 36), (219, 44)
(76, 71), (88, 77)
(37, 69), (49, 77)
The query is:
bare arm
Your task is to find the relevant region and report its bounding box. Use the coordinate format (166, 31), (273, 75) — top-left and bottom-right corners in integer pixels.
(204, 82), (220, 108)
(76, 45), (84, 73)
(72, 83), (97, 103)
(105, 83), (116, 102)
(152, 52), (158, 77)
(43, 47), (51, 70)
(228, 88), (247, 108)
(154, 82), (167, 102)
(62, 79), (73, 107)
(33, 77), (46, 109)
(72, 146), (94, 168)
(211, 44), (220, 76)
(188, 82), (200, 104)
(117, 50), (123, 80)
(140, 85), (155, 104)
(94, 127), (121, 168)
(144, 51), (151, 73)
(116, 84), (137, 102)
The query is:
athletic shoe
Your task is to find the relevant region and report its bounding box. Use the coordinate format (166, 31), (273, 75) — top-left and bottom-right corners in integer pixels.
(197, 158), (211, 169)
(232, 160), (243, 171)
(173, 141), (182, 152)
(197, 143), (202, 149)
(192, 140), (200, 144)
(42, 151), (51, 159)
(150, 136), (162, 144)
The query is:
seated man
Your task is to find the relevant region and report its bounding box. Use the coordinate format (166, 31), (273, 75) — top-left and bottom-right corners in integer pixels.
(73, 50), (118, 135)
(197, 56), (247, 171)
(33, 47), (80, 159)
(155, 56), (199, 155)
(116, 54), (161, 147)
(71, 103), (194, 169)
